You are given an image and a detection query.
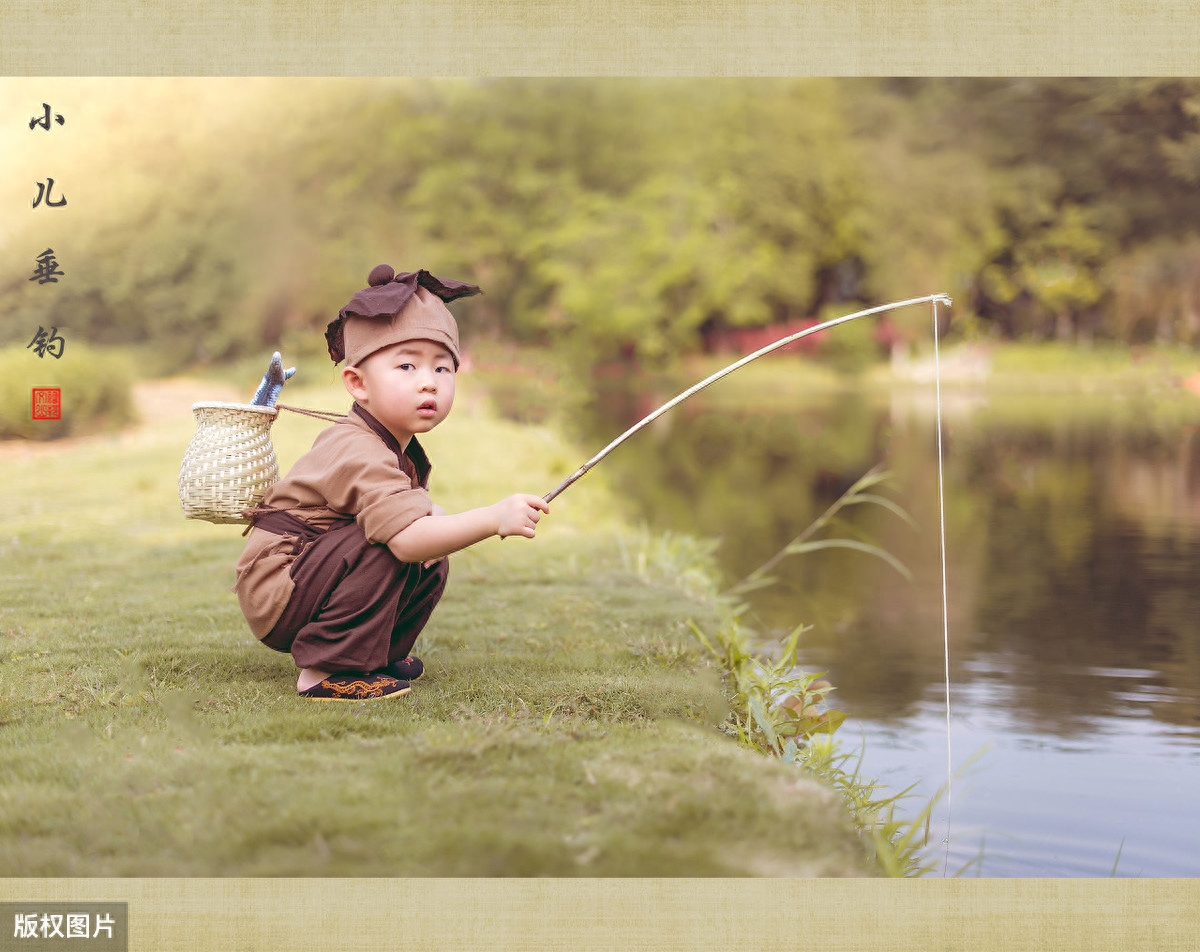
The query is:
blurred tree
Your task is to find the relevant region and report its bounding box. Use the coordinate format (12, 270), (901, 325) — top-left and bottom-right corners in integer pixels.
(1013, 203), (1114, 341)
(868, 78), (1200, 342)
(335, 79), (876, 367)
(531, 81), (871, 364)
(4, 77), (1200, 368)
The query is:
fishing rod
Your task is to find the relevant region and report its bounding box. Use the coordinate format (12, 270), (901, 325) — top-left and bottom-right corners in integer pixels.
(543, 292), (953, 503)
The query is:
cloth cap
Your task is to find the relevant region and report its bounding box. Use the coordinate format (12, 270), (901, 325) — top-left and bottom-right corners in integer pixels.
(326, 265), (481, 367)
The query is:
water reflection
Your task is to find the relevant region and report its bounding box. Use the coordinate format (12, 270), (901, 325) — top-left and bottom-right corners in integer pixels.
(571, 374), (1200, 875)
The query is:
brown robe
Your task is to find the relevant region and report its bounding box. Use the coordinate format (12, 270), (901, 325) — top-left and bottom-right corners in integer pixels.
(233, 403), (446, 672)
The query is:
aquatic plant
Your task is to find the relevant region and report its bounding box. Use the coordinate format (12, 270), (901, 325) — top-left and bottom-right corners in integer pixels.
(639, 468), (943, 876)
(728, 464), (915, 598)
(687, 605), (939, 877)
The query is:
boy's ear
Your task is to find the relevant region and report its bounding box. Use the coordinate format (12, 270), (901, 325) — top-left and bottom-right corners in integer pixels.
(342, 365), (368, 402)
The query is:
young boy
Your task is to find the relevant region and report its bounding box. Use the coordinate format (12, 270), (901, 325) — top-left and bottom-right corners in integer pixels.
(233, 265), (550, 701)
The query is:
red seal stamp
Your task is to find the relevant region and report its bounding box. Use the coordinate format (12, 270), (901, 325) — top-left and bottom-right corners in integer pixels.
(31, 387), (61, 420)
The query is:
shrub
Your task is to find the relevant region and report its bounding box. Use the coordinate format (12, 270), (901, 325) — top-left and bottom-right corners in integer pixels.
(0, 343), (137, 440)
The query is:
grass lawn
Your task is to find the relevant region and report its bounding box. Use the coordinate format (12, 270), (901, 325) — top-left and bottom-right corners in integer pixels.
(0, 374), (873, 877)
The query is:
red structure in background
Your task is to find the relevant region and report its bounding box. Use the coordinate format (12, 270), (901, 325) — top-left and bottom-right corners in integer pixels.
(704, 313), (900, 359)
(702, 317), (827, 356)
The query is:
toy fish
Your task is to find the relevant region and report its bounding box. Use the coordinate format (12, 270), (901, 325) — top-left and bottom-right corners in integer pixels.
(251, 351), (297, 408)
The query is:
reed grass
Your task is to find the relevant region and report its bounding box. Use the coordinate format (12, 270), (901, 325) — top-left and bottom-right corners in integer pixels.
(651, 470), (944, 877)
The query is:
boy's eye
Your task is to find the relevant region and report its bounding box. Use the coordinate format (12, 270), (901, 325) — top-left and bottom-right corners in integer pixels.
(435, 366), (453, 373)
(398, 363), (415, 371)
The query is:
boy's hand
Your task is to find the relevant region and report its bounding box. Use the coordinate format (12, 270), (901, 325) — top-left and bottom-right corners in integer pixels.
(494, 494), (550, 540)
(387, 495), (549, 563)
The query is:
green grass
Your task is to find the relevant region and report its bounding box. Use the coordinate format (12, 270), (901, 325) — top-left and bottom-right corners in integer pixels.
(871, 339), (1200, 394)
(0, 376), (873, 877)
(984, 340), (1200, 381)
(863, 339), (1200, 436)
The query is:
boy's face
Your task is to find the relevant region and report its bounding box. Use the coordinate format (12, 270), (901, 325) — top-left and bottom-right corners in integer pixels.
(342, 338), (456, 446)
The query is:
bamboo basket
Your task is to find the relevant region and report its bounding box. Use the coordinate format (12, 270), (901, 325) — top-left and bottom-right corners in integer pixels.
(178, 402), (280, 524)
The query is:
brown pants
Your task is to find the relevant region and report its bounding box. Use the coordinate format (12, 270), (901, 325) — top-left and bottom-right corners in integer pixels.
(262, 519), (448, 673)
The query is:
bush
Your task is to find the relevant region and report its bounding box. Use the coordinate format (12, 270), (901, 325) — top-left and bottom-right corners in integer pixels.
(0, 343), (137, 440)
(815, 304), (886, 374)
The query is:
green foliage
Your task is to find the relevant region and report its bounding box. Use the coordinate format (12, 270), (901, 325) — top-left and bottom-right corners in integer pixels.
(686, 604), (935, 877)
(844, 78), (1200, 344)
(374, 80), (867, 365)
(1107, 236), (1200, 345)
(0, 343), (135, 440)
(5, 78), (1200, 375)
(633, 469), (937, 877)
(811, 303), (886, 374)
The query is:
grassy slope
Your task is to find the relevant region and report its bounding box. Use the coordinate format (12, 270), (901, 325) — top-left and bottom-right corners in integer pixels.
(0, 374), (872, 877)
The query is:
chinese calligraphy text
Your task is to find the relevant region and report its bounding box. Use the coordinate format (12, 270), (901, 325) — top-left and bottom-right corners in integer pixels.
(27, 326), (66, 359)
(29, 249), (65, 285)
(29, 103), (66, 131)
(32, 178), (67, 209)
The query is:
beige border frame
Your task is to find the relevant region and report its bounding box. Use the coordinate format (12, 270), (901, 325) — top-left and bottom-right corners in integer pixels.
(2, 2), (1199, 949)
(1, 0), (1199, 76)
(2, 877), (1199, 949)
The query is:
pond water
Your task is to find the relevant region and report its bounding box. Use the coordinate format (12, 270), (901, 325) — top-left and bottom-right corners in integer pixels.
(571, 373), (1200, 877)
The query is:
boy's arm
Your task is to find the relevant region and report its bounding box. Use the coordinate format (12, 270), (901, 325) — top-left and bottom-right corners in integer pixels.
(386, 494), (549, 563)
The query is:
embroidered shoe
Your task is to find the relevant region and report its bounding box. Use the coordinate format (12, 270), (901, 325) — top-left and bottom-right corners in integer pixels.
(381, 655), (424, 681)
(298, 672), (410, 702)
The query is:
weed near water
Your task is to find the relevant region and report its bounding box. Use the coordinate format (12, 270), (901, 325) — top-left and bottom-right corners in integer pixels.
(633, 469), (945, 877)
(685, 602), (940, 878)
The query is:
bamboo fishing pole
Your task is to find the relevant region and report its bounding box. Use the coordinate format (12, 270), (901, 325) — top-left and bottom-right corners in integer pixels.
(543, 293), (952, 503)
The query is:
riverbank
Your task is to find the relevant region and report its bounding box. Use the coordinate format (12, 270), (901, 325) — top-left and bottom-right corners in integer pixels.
(0, 375), (875, 876)
(535, 338), (1200, 877)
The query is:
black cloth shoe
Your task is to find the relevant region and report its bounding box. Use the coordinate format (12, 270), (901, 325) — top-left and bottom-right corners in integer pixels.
(381, 655), (424, 681)
(298, 672), (410, 702)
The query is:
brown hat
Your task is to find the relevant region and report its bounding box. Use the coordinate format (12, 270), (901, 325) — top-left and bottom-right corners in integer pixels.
(325, 265), (482, 367)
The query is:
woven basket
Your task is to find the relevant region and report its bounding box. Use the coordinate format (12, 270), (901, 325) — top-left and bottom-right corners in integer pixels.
(178, 402), (280, 524)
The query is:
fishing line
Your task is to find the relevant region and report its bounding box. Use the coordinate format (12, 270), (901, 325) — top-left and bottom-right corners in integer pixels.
(541, 291), (957, 873)
(266, 294), (959, 868)
(931, 297), (954, 876)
